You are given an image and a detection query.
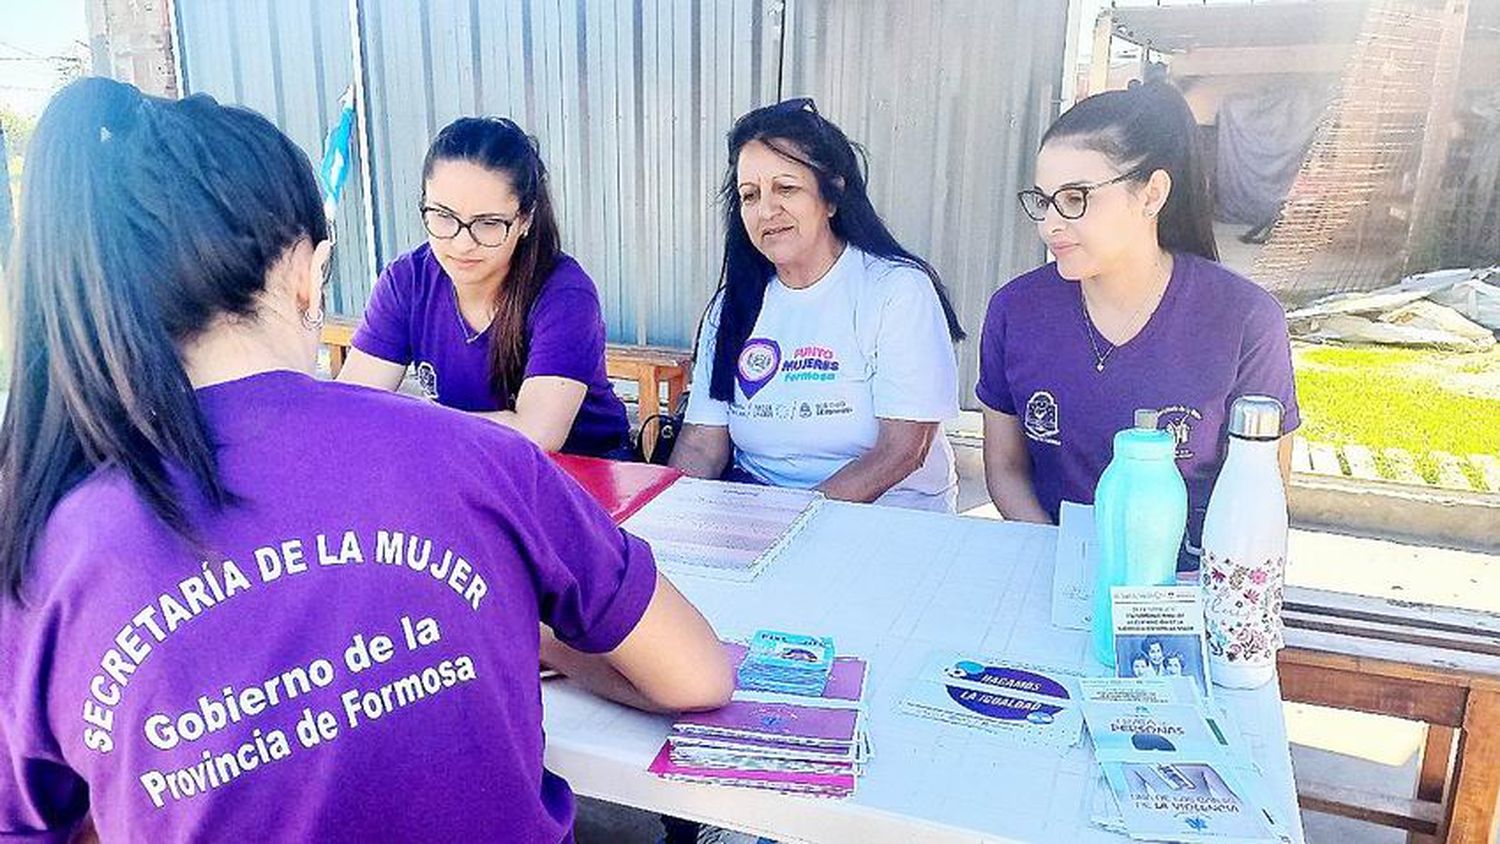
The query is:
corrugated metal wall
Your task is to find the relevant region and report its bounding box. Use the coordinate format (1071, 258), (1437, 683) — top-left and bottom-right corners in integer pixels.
(174, 0), (1069, 405)
(358, 0), (781, 345)
(782, 0), (1067, 404)
(175, 0), (376, 317)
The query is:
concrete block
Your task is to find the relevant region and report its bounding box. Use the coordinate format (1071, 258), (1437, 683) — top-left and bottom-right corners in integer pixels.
(1381, 448), (1425, 485)
(1467, 454), (1500, 494)
(1292, 437), (1313, 473)
(1431, 451), (1474, 491)
(1341, 444), (1380, 481)
(1308, 442), (1343, 476)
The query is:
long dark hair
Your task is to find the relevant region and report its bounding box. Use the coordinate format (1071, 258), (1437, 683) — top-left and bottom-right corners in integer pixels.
(421, 117), (561, 407)
(708, 99), (964, 402)
(1041, 80), (1218, 261)
(0, 78), (328, 602)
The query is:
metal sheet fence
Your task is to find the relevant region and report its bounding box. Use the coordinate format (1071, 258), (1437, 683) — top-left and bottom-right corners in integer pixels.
(176, 0), (377, 317)
(174, 0), (1069, 404)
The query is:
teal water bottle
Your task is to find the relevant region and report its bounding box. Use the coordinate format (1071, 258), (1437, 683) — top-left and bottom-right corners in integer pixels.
(1091, 410), (1188, 666)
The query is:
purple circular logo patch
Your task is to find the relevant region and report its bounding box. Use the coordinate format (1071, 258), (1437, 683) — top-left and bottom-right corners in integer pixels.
(737, 338), (781, 398)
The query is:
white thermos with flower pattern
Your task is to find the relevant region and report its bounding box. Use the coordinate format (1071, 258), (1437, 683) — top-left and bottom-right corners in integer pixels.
(1201, 396), (1288, 689)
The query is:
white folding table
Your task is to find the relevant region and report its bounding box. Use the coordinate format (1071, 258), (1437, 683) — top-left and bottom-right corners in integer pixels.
(543, 500), (1304, 843)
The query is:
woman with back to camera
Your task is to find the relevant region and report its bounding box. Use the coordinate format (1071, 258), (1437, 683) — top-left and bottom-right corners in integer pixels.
(0, 78), (729, 843)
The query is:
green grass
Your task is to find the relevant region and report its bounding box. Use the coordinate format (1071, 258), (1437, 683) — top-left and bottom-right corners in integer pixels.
(1293, 344), (1500, 485)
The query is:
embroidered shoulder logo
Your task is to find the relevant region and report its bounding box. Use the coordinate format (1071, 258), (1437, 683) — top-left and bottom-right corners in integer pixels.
(1024, 390), (1061, 445)
(415, 361), (439, 401)
(1157, 405), (1204, 460)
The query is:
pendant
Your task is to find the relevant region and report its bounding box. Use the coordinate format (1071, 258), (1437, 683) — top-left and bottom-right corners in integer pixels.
(1095, 361), (1105, 372)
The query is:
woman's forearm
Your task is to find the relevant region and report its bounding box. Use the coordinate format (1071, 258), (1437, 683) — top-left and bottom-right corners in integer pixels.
(478, 409), (567, 452)
(539, 628), (668, 713)
(477, 377), (586, 452)
(817, 420), (935, 503)
(668, 424), (732, 479)
(981, 410), (1053, 523)
(985, 467), (1053, 524)
(817, 451), (913, 503)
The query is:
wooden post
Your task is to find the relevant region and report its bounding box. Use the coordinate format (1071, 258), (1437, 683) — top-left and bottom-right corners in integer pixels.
(1403, 0), (1471, 275)
(1445, 686), (1500, 842)
(1410, 725), (1454, 844)
(1086, 10), (1113, 98)
(320, 319), (358, 379)
(85, 0), (179, 97)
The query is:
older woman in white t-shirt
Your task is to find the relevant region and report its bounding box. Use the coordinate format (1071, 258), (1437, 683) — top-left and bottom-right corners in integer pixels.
(670, 98), (965, 512)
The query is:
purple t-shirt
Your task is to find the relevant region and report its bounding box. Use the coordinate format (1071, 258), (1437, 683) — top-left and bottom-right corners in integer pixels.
(0, 371), (657, 843)
(976, 253), (1300, 545)
(352, 245), (631, 457)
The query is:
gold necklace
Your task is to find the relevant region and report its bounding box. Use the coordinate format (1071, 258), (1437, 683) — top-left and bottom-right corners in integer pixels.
(450, 284), (498, 345)
(1078, 257), (1171, 372)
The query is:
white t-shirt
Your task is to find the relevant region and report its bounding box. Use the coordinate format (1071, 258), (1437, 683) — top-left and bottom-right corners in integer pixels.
(684, 246), (960, 511)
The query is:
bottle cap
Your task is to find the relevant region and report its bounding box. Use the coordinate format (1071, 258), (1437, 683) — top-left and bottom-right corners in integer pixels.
(1134, 408), (1159, 429)
(1113, 426), (1177, 461)
(1228, 395), (1284, 440)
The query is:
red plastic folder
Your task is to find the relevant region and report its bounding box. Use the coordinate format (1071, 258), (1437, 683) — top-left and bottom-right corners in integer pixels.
(550, 453), (683, 524)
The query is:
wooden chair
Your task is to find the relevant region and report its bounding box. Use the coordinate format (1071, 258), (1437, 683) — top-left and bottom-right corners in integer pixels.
(604, 344), (692, 459)
(1278, 586), (1500, 842)
(321, 316), (358, 377)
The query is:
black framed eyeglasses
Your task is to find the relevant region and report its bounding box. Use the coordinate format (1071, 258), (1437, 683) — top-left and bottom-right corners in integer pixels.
(420, 205), (516, 248)
(1016, 169), (1145, 222)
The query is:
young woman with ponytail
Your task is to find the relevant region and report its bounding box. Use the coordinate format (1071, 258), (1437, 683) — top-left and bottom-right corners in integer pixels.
(977, 80), (1300, 563)
(336, 117), (631, 458)
(0, 79), (728, 842)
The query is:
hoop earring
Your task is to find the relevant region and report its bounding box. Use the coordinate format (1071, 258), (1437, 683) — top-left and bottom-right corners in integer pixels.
(302, 306), (324, 331)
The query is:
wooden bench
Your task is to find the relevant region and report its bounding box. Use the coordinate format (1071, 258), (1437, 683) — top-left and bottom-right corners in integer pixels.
(1278, 586), (1500, 842)
(604, 344), (692, 459)
(319, 318), (692, 458)
(321, 317), (358, 377)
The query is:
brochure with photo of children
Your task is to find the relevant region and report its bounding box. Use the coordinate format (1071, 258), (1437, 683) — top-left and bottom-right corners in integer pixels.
(1111, 585), (1213, 698)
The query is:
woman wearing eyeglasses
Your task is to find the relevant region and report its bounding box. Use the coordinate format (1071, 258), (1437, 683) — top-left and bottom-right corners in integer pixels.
(669, 98), (966, 512)
(338, 117), (631, 457)
(977, 81), (1298, 561)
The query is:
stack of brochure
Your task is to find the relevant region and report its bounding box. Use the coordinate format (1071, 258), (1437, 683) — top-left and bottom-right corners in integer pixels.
(1080, 677), (1293, 843)
(622, 479), (825, 582)
(649, 635), (868, 798)
(736, 630), (835, 696)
